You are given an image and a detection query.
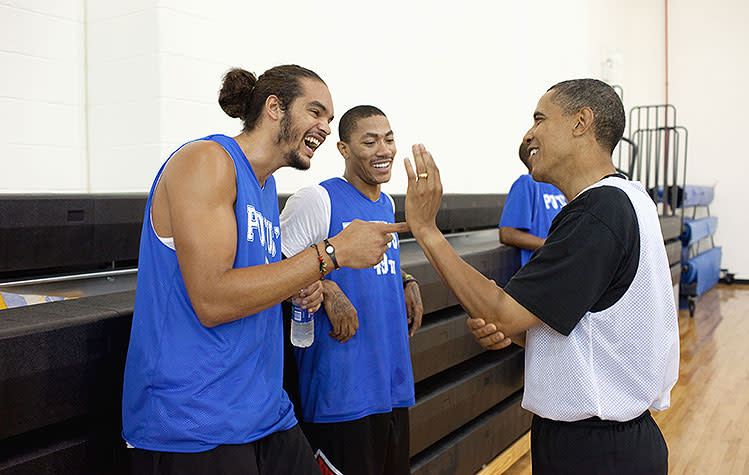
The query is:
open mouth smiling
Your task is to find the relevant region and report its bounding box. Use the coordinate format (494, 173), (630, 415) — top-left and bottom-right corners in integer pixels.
(371, 159), (392, 170)
(303, 134), (324, 154)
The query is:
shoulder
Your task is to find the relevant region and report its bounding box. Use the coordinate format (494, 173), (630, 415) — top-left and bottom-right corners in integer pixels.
(165, 140), (234, 177)
(512, 174), (533, 187)
(566, 185), (638, 242)
(507, 174), (536, 196)
(162, 140), (236, 196)
(282, 185), (329, 216)
(577, 186), (635, 217)
(291, 184), (329, 202)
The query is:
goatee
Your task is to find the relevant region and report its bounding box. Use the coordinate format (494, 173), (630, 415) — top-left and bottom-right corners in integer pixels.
(276, 113), (309, 170)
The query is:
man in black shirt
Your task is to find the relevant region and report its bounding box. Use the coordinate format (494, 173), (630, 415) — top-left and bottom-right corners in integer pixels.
(402, 79), (679, 475)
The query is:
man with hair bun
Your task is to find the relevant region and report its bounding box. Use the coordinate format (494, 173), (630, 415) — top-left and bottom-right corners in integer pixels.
(403, 79), (679, 474)
(281, 105), (422, 475)
(121, 65), (406, 474)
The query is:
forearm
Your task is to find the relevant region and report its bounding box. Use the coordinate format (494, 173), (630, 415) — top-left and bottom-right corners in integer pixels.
(499, 227), (545, 251)
(189, 243), (333, 327)
(509, 331), (526, 347)
(322, 280), (355, 315)
(414, 228), (523, 335)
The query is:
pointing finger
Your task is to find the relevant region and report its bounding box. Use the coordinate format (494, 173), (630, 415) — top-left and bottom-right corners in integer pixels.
(381, 222), (409, 234)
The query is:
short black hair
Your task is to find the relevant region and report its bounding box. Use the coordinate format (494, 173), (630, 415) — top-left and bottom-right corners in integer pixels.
(518, 142), (530, 170)
(338, 105), (386, 143)
(547, 79), (625, 154)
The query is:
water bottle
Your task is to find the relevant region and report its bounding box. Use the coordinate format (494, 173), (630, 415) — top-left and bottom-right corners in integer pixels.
(290, 305), (314, 347)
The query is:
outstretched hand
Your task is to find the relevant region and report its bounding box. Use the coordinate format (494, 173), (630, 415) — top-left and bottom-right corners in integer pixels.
(404, 144), (443, 236)
(330, 220), (408, 269)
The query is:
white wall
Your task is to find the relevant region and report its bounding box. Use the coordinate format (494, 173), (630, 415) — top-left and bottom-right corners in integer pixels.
(86, 1), (161, 192)
(0, 0), (86, 192)
(669, 0), (749, 279)
(1, 0), (746, 277)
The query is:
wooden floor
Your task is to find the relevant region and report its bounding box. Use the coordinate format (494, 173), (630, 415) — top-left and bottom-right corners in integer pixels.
(491, 284), (749, 475)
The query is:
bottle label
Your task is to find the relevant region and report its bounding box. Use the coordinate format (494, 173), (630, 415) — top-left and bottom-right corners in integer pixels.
(292, 305), (314, 323)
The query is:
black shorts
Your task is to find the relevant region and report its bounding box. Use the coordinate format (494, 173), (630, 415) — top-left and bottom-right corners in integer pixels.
(531, 411), (668, 475)
(301, 408), (410, 475)
(129, 424), (320, 475)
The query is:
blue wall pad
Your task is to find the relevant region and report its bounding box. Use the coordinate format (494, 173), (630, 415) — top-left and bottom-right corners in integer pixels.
(652, 185), (714, 208)
(680, 185), (715, 208)
(681, 217), (719, 247)
(681, 246), (722, 297)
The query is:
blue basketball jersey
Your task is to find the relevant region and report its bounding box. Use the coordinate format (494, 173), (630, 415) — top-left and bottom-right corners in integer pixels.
(499, 174), (567, 265)
(294, 178), (415, 423)
(122, 134), (296, 452)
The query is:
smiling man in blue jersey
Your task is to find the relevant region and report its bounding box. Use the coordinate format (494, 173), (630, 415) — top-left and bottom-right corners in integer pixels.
(280, 105), (422, 475)
(499, 142), (566, 266)
(121, 67), (408, 475)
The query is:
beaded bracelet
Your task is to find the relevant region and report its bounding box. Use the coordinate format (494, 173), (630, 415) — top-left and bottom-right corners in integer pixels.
(310, 243), (326, 280)
(402, 273), (418, 288)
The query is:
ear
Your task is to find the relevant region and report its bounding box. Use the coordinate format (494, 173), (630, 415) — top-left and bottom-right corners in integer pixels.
(337, 141), (349, 159)
(264, 94), (283, 121)
(573, 107), (594, 137)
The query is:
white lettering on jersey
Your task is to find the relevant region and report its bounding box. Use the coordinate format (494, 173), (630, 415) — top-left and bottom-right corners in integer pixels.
(543, 194), (567, 210)
(247, 205), (279, 257)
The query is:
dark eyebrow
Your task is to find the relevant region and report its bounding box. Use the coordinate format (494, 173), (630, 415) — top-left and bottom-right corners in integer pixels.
(533, 111), (545, 120)
(309, 101), (329, 113)
(309, 100), (333, 122)
(362, 130), (394, 139)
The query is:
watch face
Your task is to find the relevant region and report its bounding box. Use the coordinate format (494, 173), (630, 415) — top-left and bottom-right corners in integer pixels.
(325, 245), (334, 254)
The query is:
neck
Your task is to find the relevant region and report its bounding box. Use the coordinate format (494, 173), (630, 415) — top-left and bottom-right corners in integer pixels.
(343, 171), (381, 201)
(555, 153), (618, 202)
(233, 129), (285, 186)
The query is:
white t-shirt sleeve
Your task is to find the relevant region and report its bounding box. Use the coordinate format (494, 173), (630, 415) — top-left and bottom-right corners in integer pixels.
(280, 184), (331, 257)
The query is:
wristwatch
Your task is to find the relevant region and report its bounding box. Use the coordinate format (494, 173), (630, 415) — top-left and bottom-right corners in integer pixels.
(323, 239), (340, 269)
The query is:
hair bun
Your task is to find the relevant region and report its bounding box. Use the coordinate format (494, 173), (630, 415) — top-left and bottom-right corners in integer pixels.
(218, 68), (257, 119)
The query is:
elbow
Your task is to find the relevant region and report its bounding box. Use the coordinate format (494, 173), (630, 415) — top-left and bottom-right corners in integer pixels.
(498, 227), (513, 246)
(192, 299), (227, 328)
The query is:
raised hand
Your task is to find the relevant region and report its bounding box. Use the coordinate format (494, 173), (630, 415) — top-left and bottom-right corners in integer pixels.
(404, 144), (443, 235)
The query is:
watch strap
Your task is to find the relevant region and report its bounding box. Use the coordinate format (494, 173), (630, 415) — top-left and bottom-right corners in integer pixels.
(323, 239), (340, 270)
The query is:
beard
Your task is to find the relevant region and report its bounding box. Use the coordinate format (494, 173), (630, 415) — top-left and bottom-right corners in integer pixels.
(276, 113), (309, 171)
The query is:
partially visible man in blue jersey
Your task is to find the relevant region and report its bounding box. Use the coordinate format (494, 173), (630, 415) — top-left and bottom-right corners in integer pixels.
(121, 66), (407, 475)
(280, 105), (422, 475)
(499, 142), (566, 266)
